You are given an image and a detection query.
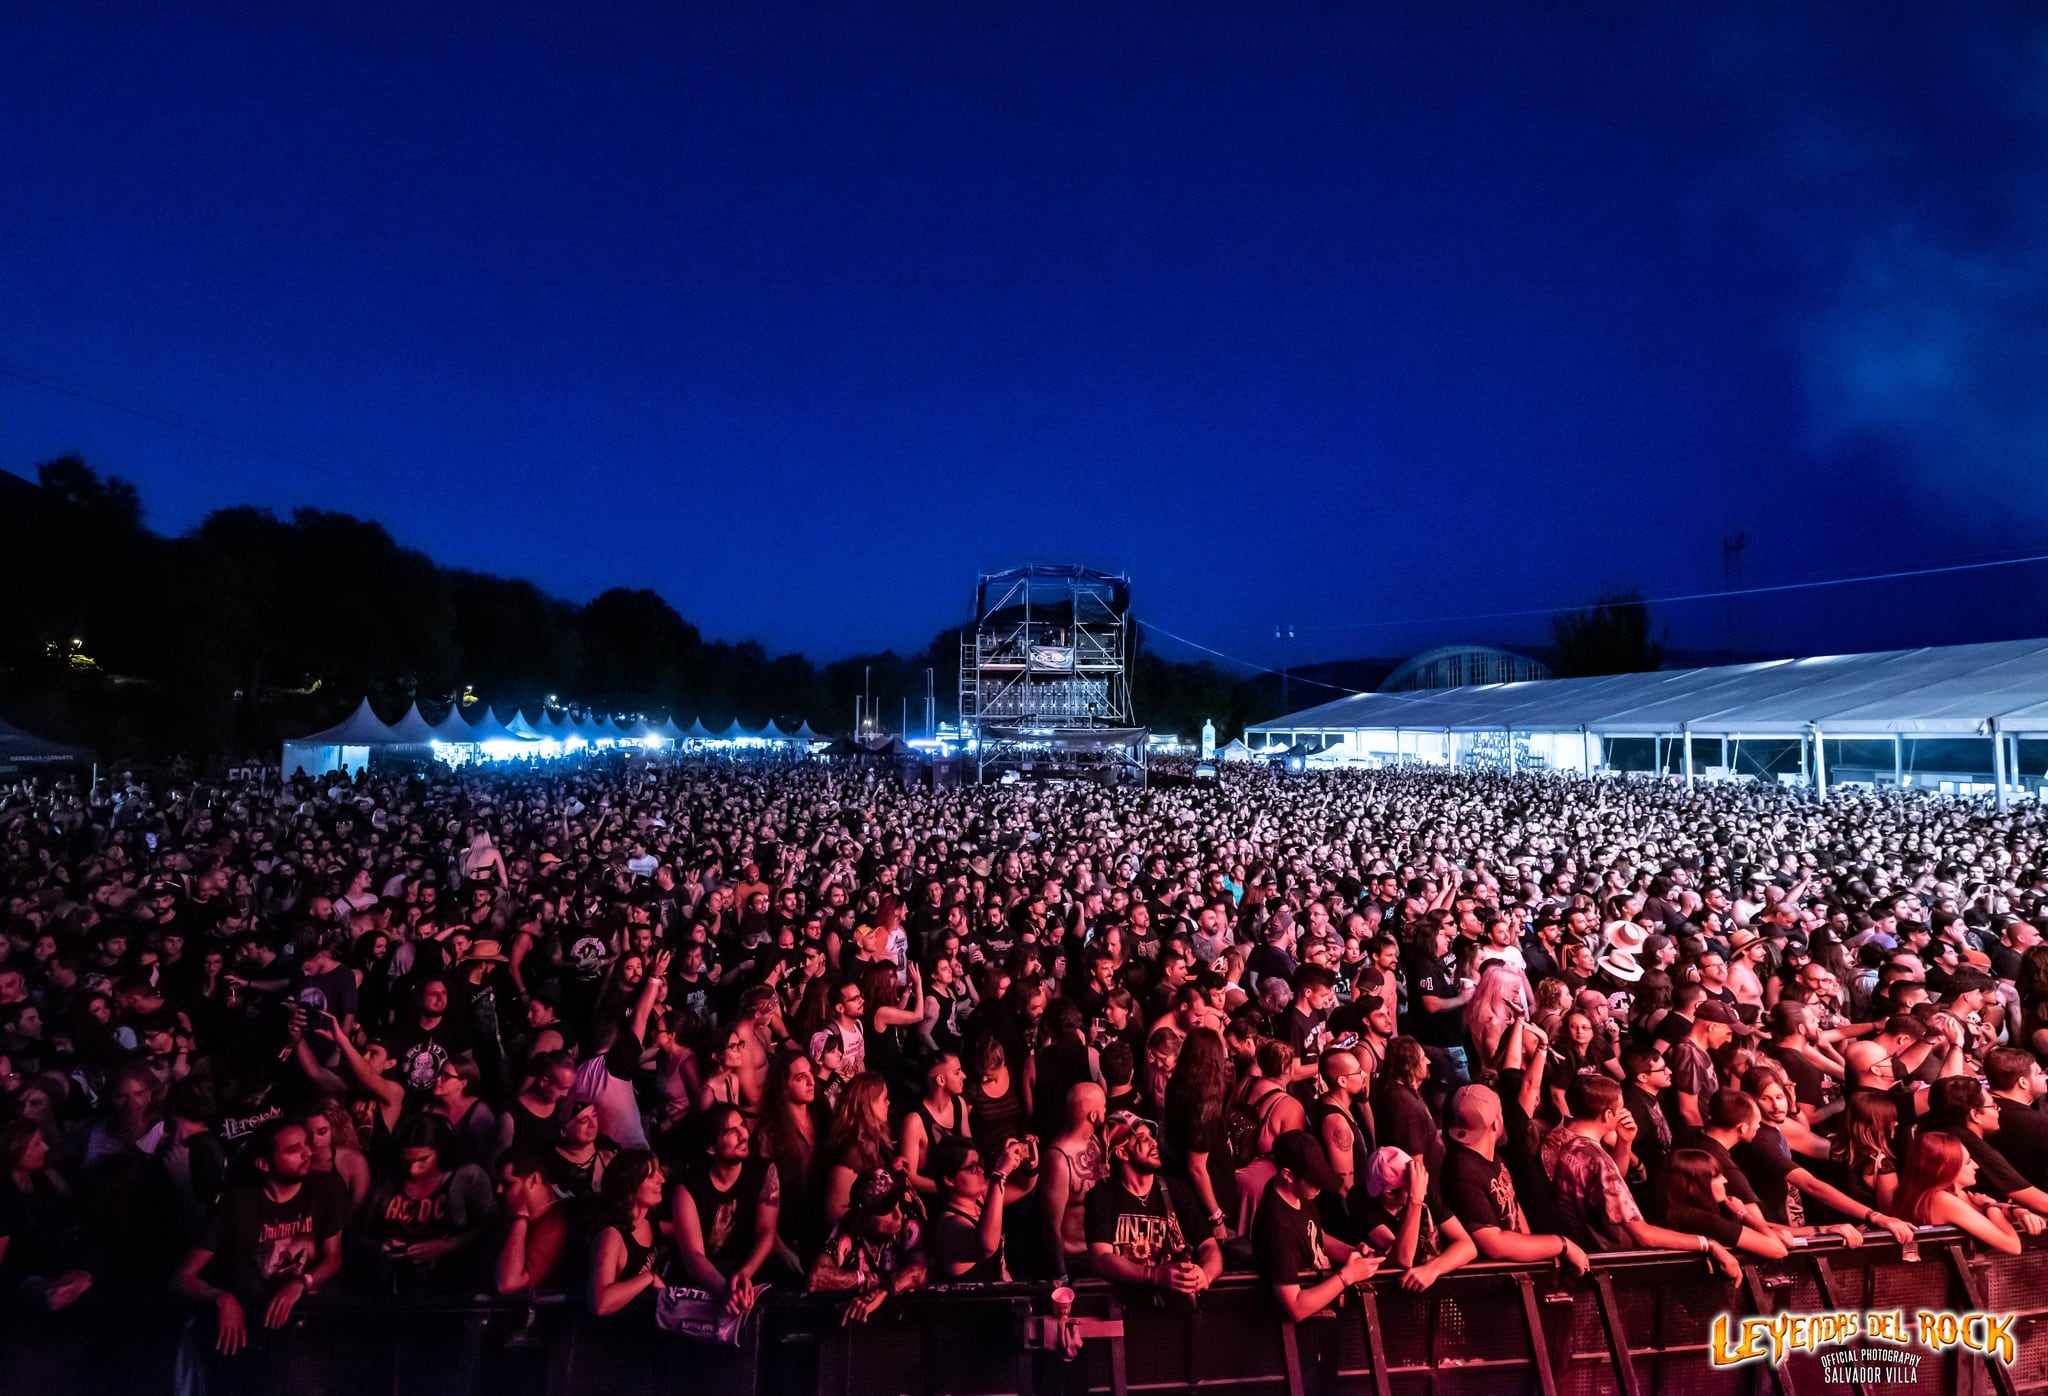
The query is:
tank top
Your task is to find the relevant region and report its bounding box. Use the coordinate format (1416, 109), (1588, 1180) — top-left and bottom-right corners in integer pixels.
(926, 986), (965, 1054)
(507, 1096), (562, 1153)
(1308, 1100), (1371, 1194)
(969, 1082), (1024, 1157)
(680, 1160), (768, 1273)
(602, 1221), (661, 1309)
(913, 1094), (965, 1150)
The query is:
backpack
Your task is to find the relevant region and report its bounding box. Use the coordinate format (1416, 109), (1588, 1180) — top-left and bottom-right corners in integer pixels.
(1224, 1080), (1288, 1169)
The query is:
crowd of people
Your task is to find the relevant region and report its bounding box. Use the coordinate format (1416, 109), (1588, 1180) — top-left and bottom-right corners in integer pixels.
(5, 756), (2048, 1374)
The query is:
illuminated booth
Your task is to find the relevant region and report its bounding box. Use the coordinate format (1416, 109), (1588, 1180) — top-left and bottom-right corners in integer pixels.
(281, 698), (397, 779)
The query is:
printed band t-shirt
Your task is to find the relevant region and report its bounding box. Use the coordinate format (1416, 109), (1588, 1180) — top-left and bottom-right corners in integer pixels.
(199, 1174), (348, 1309)
(1084, 1174), (1204, 1268)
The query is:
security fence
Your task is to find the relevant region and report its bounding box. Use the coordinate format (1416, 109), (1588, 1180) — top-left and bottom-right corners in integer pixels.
(4, 1229), (2044, 1396)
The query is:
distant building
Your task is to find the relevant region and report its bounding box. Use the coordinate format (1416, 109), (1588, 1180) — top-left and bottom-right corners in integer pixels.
(1379, 645), (1549, 692)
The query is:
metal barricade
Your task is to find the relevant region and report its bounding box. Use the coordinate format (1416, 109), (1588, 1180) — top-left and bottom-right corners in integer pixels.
(6, 1230), (2046, 1396)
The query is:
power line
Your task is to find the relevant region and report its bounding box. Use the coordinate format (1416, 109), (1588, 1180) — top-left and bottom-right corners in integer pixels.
(1297, 550), (2048, 635)
(1141, 620), (1366, 695)
(1146, 548), (2048, 698)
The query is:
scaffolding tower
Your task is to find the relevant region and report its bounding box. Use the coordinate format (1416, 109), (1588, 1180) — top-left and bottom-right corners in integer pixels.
(960, 565), (1145, 783)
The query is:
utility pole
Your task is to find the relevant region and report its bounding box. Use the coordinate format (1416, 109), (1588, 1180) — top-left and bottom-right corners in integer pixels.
(1275, 622), (1296, 715)
(1722, 532), (1746, 658)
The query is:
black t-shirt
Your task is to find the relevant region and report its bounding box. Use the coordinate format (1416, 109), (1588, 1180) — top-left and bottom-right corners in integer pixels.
(1351, 1192), (1442, 1262)
(1441, 1141), (1525, 1235)
(1664, 1199), (1744, 1248)
(295, 964), (359, 1023)
(1406, 952), (1463, 1047)
(929, 1208), (1007, 1284)
(199, 1175), (348, 1310)
(680, 1159), (771, 1275)
(1927, 1124), (2031, 1202)
(1251, 1185), (1332, 1289)
(1733, 1125), (1805, 1227)
(388, 1018), (475, 1094)
(1084, 1174), (1203, 1269)
(1769, 1044), (1832, 1113)
(1664, 1039), (1718, 1122)
(1694, 1136), (1762, 1209)
(1285, 1005), (1333, 1066)
(1993, 1099), (2048, 1187)
(1376, 1083), (1444, 1210)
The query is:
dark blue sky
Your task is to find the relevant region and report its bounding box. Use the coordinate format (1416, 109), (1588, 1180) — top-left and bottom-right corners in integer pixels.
(5, 3), (2047, 675)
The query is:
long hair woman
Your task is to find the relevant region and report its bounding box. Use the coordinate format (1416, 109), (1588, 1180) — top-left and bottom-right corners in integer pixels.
(589, 1148), (669, 1316)
(1163, 1027), (1241, 1238)
(820, 1072), (894, 1230)
(1894, 1131), (2022, 1254)
(1828, 1090), (1901, 1214)
(1658, 1148), (1788, 1258)
(757, 1046), (823, 1259)
(1464, 963), (1531, 1071)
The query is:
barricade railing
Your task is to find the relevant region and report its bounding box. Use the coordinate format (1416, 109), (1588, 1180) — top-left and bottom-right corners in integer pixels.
(5, 1228), (2046, 1396)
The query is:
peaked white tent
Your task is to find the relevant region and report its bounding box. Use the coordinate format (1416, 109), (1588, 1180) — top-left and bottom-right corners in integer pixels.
(282, 698), (393, 778)
(383, 703), (441, 745)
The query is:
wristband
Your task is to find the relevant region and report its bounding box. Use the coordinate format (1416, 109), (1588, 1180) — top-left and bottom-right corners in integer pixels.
(1697, 1235), (1707, 1253)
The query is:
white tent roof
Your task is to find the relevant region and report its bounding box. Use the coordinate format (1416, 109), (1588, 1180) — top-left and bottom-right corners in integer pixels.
(428, 706), (479, 743)
(1248, 637), (2048, 739)
(290, 698), (395, 745)
(383, 703), (440, 744)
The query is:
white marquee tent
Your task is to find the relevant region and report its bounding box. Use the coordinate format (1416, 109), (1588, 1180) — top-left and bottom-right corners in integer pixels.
(1247, 636), (2048, 808)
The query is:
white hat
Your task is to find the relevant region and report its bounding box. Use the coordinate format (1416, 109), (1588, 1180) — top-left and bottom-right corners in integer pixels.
(1596, 947), (1644, 983)
(1604, 920), (1649, 954)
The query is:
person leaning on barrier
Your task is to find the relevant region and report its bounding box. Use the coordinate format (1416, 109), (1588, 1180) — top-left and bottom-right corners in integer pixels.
(1920, 1076), (2048, 1227)
(1251, 1130), (1381, 1322)
(1084, 1111), (1222, 1299)
(927, 1134), (1032, 1283)
(672, 1105), (780, 1317)
(1539, 1076), (1742, 1277)
(1353, 1146), (1477, 1292)
(1437, 1085), (1593, 1276)
(494, 1141), (582, 1296)
(173, 1119), (347, 1357)
(807, 1166), (928, 1325)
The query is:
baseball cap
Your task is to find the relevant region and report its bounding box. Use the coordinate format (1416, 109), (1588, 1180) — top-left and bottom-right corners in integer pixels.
(1103, 1109), (1156, 1153)
(1364, 1146), (1413, 1198)
(1270, 1130), (1343, 1191)
(1694, 1000), (1758, 1035)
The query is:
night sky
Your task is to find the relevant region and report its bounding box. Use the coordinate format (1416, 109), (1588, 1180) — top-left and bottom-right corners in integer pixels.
(5, 3), (2047, 676)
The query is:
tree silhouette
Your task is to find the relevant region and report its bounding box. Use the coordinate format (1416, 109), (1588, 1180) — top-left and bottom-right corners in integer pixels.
(1548, 592), (1665, 677)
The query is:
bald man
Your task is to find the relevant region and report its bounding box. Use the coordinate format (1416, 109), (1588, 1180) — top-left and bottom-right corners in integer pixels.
(1309, 1050), (1374, 1240)
(1040, 1082), (1108, 1280)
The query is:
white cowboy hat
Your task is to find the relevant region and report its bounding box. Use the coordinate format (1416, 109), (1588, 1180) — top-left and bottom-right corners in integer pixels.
(1596, 948), (1645, 983)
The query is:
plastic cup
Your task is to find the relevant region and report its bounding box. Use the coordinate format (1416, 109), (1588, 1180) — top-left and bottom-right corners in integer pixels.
(1050, 1285), (1075, 1320)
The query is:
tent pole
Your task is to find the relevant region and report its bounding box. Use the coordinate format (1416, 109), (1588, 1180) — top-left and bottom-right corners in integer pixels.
(1682, 725), (1695, 791)
(1893, 735), (1903, 789)
(1992, 719), (2009, 813)
(1812, 725), (1827, 802)
(1583, 728), (1595, 776)
(1447, 729), (1458, 771)
(1720, 736), (1728, 773)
